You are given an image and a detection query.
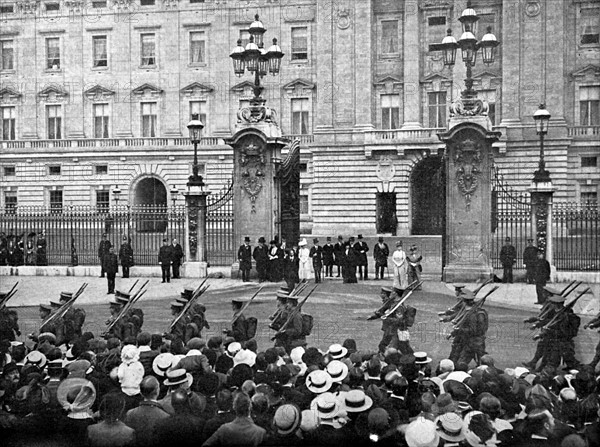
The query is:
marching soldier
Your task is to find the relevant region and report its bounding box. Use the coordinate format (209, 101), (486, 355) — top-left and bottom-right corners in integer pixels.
(176, 287), (210, 343)
(269, 291), (289, 334)
(448, 291), (488, 366)
(59, 291), (86, 345)
(168, 300), (187, 346)
(0, 307), (19, 342)
(376, 287), (416, 355)
(273, 296), (305, 353)
(322, 237), (335, 278)
(376, 287), (396, 353)
(353, 234), (369, 280)
(373, 236), (389, 280)
(309, 238), (323, 283)
(224, 299), (250, 343)
(105, 294), (132, 340)
(253, 237), (269, 283)
(237, 237), (252, 282)
(37, 303), (65, 346)
(118, 289), (144, 338)
(333, 235), (344, 278)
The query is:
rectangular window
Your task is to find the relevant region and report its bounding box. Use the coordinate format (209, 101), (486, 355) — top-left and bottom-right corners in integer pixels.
(141, 102), (157, 137)
(427, 15), (447, 52)
(190, 0), (204, 3)
(381, 94), (400, 130)
(3, 166), (15, 176)
(381, 20), (399, 54)
(0, 40), (14, 70)
(0, 5), (14, 14)
(92, 0), (107, 7)
(582, 156), (598, 168)
(4, 193), (17, 214)
(291, 27), (308, 61)
(291, 98), (309, 134)
(48, 165), (61, 175)
(141, 34), (156, 67)
(189, 100), (207, 130)
(140, 0), (155, 5)
(299, 194), (309, 214)
(46, 105), (62, 140)
(580, 86), (600, 126)
(45, 2), (60, 11)
(581, 23), (600, 45)
(428, 92), (446, 128)
(93, 103), (110, 138)
(189, 31), (205, 64)
(1, 107), (16, 140)
(428, 16), (446, 26)
(95, 165), (108, 175)
(49, 190), (63, 214)
(93, 36), (108, 68)
(96, 190), (110, 213)
(46, 37), (60, 69)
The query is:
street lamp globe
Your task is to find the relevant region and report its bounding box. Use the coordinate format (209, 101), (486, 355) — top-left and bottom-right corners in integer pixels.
(480, 26), (499, 65)
(266, 38), (284, 75)
(533, 104), (551, 135)
(187, 114), (204, 143)
(441, 29), (458, 66)
(230, 39), (246, 77)
(170, 186), (179, 205)
(244, 36), (260, 73)
(249, 14), (266, 47)
(258, 43), (269, 77)
(458, 5), (479, 36)
(112, 185), (121, 204)
(458, 30), (478, 65)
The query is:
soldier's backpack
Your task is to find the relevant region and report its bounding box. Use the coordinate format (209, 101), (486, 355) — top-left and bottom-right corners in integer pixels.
(245, 317), (258, 339)
(72, 308), (86, 334)
(128, 308), (144, 334)
(404, 306), (417, 328)
(567, 312), (581, 338)
(301, 313), (313, 337)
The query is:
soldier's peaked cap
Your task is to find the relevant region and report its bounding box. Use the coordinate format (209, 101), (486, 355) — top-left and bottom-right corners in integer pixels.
(232, 299), (245, 306)
(115, 295), (129, 305)
(50, 301), (62, 308)
(176, 297), (189, 305)
(60, 292), (73, 301)
(276, 291), (289, 300)
(181, 288), (194, 299)
(170, 301), (185, 308)
(39, 304), (52, 312)
(287, 296), (299, 304)
(381, 287), (393, 294)
(453, 284), (466, 290)
(109, 299), (122, 306)
(115, 290), (130, 300)
(543, 286), (561, 296)
(548, 294), (566, 304)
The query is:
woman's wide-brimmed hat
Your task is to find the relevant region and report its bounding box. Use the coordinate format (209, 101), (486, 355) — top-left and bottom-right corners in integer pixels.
(435, 412), (466, 442)
(57, 378), (96, 413)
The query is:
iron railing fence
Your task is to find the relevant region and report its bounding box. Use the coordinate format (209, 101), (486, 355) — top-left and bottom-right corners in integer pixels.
(553, 202), (599, 271)
(0, 205), (186, 266)
(206, 181), (235, 267)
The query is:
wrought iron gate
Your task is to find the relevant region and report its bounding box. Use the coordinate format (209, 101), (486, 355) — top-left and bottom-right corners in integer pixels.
(279, 139), (300, 245)
(490, 166), (532, 269)
(206, 180), (235, 266)
(553, 202), (600, 271)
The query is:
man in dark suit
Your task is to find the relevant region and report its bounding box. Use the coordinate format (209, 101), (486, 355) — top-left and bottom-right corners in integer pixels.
(124, 376), (169, 447)
(333, 235), (344, 278)
(252, 237), (268, 283)
(353, 234), (369, 280)
(522, 239), (538, 284)
(342, 238), (358, 284)
(500, 237), (517, 283)
(533, 250), (551, 304)
(118, 235), (134, 279)
(309, 238), (323, 283)
(158, 238), (173, 283)
(322, 236), (335, 278)
(104, 246), (119, 294)
(237, 236), (252, 282)
(373, 236), (390, 280)
(171, 238), (184, 279)
(267, 240), (281, 282)
(98, 233), (112, 278)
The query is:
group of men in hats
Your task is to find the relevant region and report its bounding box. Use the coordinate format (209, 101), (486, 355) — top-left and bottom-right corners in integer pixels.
(0, 230), (47, 267)
(34, 292), (86, 348)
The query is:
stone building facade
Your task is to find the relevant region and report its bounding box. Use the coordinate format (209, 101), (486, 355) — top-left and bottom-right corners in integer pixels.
(0, 0), (598, 240)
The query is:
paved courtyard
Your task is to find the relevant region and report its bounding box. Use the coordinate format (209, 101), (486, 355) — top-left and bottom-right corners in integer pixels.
(1, 275), (599, 370)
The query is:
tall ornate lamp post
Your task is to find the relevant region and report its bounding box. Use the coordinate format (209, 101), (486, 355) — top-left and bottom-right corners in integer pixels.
(183, 114), (210, 277)
(533, 104), (551, 183)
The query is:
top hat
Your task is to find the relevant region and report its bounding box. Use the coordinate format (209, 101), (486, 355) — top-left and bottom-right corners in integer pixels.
(358, 234), (363, 239)
(109, 298), (123, 306)
(313, 238), (319, 244)
(349, 236), (355, 242)
(59, 292), (73, 301)
(326, 236), (331, 241)
(258, 236), (266, 243)
(244, 236), (250, 243)
(378, 236), (384, 242)
(337, 235), (343, 240)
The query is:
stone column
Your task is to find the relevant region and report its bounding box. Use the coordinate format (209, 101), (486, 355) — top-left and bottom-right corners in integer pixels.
(183, 187), (210, 278)
(401, 0), (421, 129)
(499, 0), (522, 126)
(529, 182), (556, 268)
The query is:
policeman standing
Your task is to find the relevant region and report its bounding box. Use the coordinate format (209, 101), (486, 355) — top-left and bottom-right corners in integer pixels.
(118, 236), (134, 279)
(98, 233), (112, 278)
(238, 237), (252, 282)
(499, 237), (517, 283)
(522, 239), (538, 284)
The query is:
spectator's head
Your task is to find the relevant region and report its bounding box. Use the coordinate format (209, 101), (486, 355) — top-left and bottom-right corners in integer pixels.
(216, 389), (233, 412)
(479, 395), (502, 420)
(525, 408), (555, 435)
(251, 393), (269, 415)
(99, 393), (125, 422)
(439, 359), (455, 374)
(233, 392), (252, 417)
(171, 389), (190, 415)
(241, 380), (256, 397)
(140, 376), (160, 401)
(561, 434), (587, 447)
(150, 334), (163, 351)
(136, 332), (151, 347)
(11, 344), (26, 363)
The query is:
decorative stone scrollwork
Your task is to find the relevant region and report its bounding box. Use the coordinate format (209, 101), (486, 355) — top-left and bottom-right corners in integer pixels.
(237, 99), (278, 125)
(187, 198), (199, 258)
(64, 0), (83, 13)
(16, 0), (39, 14)
(450, 98), (488, 117)
(240, 140), (267, 213)
(336, 6), (351, 29)
(454, 138), (482, 211)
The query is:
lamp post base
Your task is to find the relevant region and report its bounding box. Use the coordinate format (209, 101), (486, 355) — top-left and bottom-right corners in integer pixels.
(182, 261), (208, 279)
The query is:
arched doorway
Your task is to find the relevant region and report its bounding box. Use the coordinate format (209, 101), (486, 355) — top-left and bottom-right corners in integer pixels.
(134, 177), (168, 233)
(411, 156), (446, 235)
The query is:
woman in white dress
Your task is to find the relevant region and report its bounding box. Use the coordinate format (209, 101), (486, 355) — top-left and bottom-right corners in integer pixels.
(392, 240), (409, 294)
(298, 239), (311, 281)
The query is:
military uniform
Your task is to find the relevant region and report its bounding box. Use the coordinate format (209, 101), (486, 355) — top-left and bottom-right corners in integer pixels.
(273, 297), (305, 353)
(449, 295), (488, 366)
(226, 299), (250, 343)
(499, 237), (517, 283)
(39, 302), (65, 346)
(59, 291), (86, 344)
(98, 236), (112, 277)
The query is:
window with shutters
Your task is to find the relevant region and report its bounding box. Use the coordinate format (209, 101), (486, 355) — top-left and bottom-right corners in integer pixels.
(189, 101), (207, 130)
(381, 94), (400, 129)
(381, 20), (399, 55)
(47, 105), (62, 140)
(581, 17), (600, 45)
(1, 107), (16, 140)
(141, 34), (156, 67)
(428, 92), (446, 128)
(580, 86), (600, 126)
(291, 27), (308, 61)
(189, 31), (206, 65)
(93, 36), (108, 68)
(141, 102), (157, 137)
(291, 98), (309, 134)
(46, 37), (60, 69)
(0, 40), (14, 71)
(93, 104), (110, 138)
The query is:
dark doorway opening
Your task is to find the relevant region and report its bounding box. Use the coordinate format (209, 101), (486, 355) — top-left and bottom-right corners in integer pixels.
(376, 193), (398, 235)
(411, 156), (446, 235)
(134, 177), (168, 233)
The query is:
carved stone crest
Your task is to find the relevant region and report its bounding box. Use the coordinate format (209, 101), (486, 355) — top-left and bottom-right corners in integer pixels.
(336, 6), (351, 29)
(240, 140), (266, 213)
(454, 138), (482, 211)
(376, 156), (396, 182)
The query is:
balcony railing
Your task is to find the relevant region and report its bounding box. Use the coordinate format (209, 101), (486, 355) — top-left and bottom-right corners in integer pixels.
(1, 136), (222, 150)
(568, 126), (600, 138)
(282, 134), (315, 144)
(365, 128), (445, 143)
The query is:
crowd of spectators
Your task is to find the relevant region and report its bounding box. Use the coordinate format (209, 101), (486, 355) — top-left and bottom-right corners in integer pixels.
(1, 331), (599, 447)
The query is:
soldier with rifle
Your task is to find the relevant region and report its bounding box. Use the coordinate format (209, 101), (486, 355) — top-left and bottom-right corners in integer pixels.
(224, 287), (262, 343)
(58, 291), (86, 344)
(166, 281), (210, 346)
(269, 290), (290, 333)
(105, 295), (131, 340)
(169, 301), (187, 346)
(522, 281), (580, 370)
(272, 284), (316, 353)
(584, 299), (600, 369)
(103, 282), (147, 341)
(0, 283), (20, 342)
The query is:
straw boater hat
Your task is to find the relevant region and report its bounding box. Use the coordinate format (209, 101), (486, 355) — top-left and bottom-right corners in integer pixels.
(25, 351), (47, 370)
(310, 392), (343, 420)
(435, 411), (466, 443)
(305, 369), (333, 394)
(273, 404), (302, 436)
(341, 389), (373, 413)
(463, 411), (499, 447)
(327, 343), (348, 360)
(164, 368), (193, 388)
(326, 360), (348, 383)
(152, 353), (175, 377)
(405, 418), (440, 447)
(57, 378), (96, 413)
(414, 352), (433, 365)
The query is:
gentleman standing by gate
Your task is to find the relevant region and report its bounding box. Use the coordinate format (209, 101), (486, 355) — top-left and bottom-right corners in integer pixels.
(523, 239), (538, 284)
(373, 236), (389, 280)
(119, 236), (134, 279)
(354, 234), (369, 280)
(238, 236), (252, 282)
(309, 238), (323, 283)
(499, 237), (517, 283)
(253, 237), (269, 283)
(171, 238), (184, 279)
(98, 233), (112, 278)
(158, 238), (172, 283)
